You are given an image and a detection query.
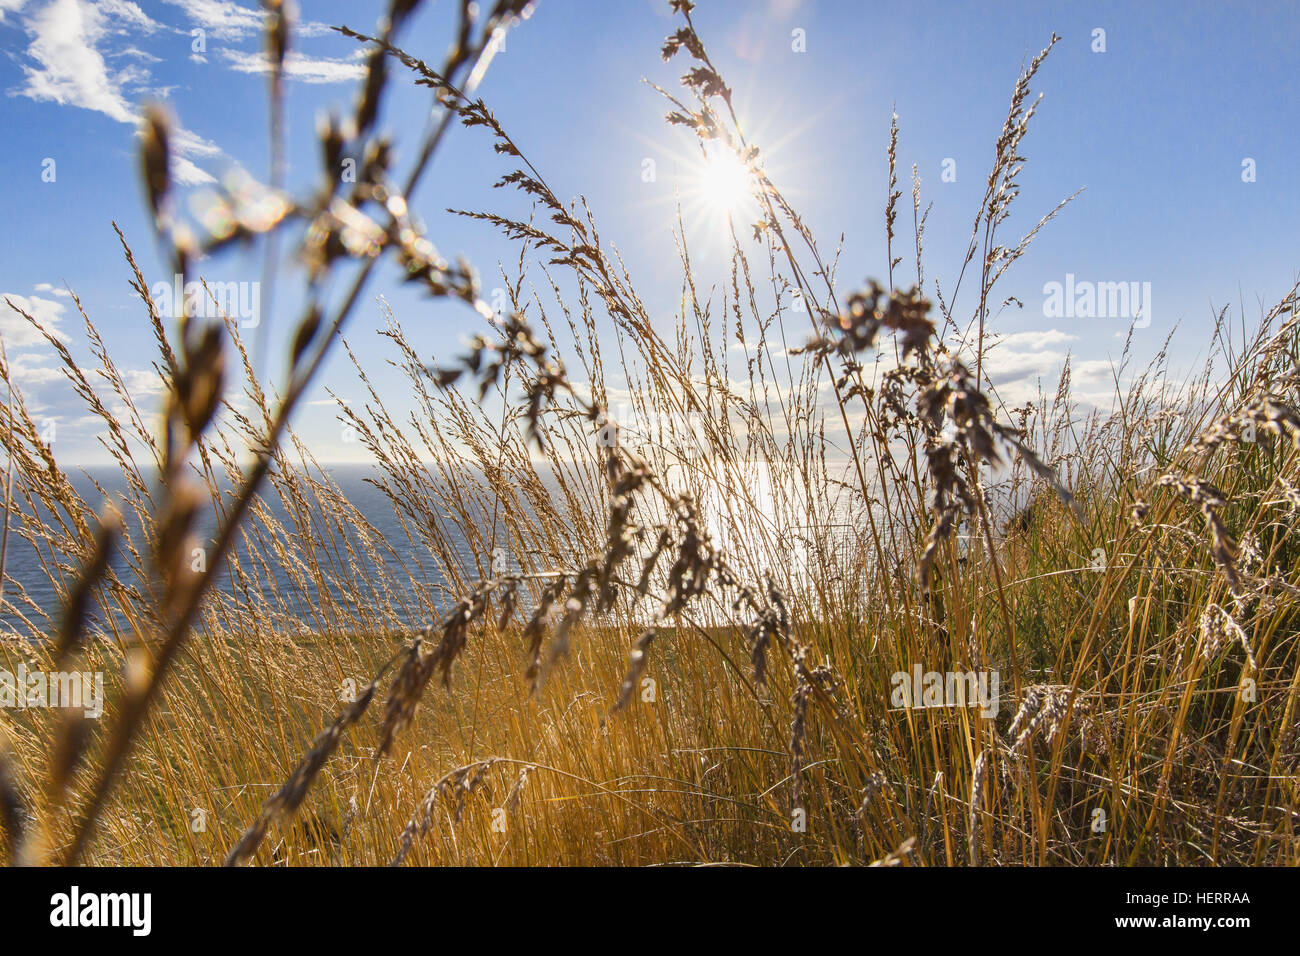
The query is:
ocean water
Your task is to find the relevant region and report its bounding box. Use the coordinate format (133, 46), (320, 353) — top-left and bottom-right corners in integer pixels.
(1, 457), (876, 641)
(0, 464), (465, 639)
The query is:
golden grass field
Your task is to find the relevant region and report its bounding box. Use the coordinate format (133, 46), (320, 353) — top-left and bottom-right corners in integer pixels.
(1, 0), (1299, 866)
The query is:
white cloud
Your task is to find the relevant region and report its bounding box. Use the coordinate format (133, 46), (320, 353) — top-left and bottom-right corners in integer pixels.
(162, 0), (336, 41)
(993, 329), (1079, 351)
(17, 0), (138, 123)
(296, 20), (338, 39)
(171, 156), (215, 186)
(116, 45), (161, 63)
(3, 352), (66, 390)
(116, 367), (166, 400)
(8, 0), (219, 184)
(94, 0), (161, 34)
(170, 125), (221, 159)
(2, 293), (72, 347)
(160, 0), (261, 40)
(980, 332), (1072, 402)
(0, 0), (29, 24)
(220, 47), (364, 84)
(32, 282), (71, 298)
(987, 352), (1071, 386)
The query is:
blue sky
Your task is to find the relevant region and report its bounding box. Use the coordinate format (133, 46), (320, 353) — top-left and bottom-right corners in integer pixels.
(1, 0), (1297, 465)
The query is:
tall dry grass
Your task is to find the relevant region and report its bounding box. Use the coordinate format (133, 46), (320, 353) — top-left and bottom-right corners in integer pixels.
(0, 0), (1298, 866)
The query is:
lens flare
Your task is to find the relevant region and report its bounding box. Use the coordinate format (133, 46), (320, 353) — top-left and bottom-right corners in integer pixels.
(697, 141), (757, 223)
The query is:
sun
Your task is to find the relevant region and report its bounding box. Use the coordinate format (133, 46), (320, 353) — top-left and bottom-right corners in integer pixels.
(619, 112), (796, 243)
(692, 140), (760, 228)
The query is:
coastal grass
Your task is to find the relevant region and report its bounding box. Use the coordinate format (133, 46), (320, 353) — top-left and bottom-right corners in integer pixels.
(1, 0), (1298, 867)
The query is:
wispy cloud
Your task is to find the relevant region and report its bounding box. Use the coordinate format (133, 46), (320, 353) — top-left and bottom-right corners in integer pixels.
(116, 45), (161, 63)
(7, 0), (220, 184)
(93, 0), (160, 34)
(979, 329), (1076, 402)
(2, 292), (72, 347)
(0, 0), (30, 25)
(220, 47), (364, 84)
(32, 282), (72, 299)
(162, 0), (337, 41)
(159, 0), (259, 40)
(16, 0), (141, 123)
